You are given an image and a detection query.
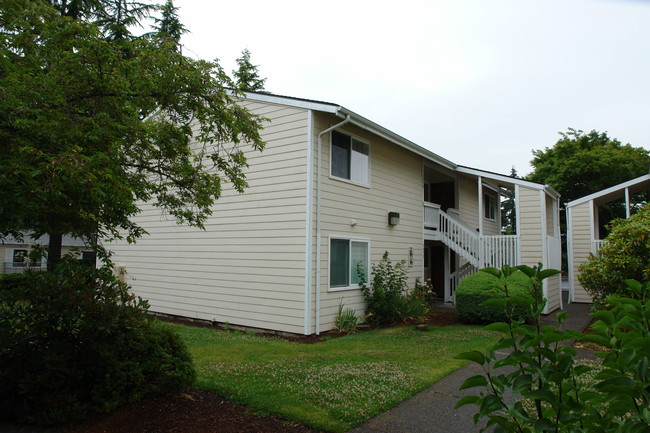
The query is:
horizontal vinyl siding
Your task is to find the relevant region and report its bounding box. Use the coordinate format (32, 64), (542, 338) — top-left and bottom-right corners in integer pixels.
(545, 274), (561, 312)
(569, 202), (593, 303)
(109, 101), (309, 334)
(315, 114), (424, 331)
(458, 177), (479, 231)
(518, 186), (543, 266)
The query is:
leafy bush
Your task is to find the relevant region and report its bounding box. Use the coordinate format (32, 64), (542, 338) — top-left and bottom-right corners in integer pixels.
(0, 258), (195, 426)
(361, 252), (429, 325)
(0, 272), (31, 291)
(456, 265), (650, 433)
(362, 252), (407, 325)
(455, 269), (534, 324)
(578, 203), (650, 308)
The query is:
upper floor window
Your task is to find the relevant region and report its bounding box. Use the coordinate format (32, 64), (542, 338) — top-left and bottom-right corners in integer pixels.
(484, 192), (497, 221)
(331, 130), (369, 186)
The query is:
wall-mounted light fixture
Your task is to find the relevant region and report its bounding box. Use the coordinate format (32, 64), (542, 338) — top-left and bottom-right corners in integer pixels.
(388, 212), (400, 226)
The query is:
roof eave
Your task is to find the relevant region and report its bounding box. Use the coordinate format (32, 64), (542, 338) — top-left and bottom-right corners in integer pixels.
(566, 173), (650, 208)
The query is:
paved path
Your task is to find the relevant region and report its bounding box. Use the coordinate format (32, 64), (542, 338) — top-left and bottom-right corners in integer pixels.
(349, 300), (594, 433)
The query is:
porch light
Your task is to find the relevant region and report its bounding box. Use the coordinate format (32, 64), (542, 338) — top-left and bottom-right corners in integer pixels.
(388, 212), (400, 226)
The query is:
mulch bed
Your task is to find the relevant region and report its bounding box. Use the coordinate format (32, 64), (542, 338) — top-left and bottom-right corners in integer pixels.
(59, 389), (322, 433)
(4, 310), (459, 433)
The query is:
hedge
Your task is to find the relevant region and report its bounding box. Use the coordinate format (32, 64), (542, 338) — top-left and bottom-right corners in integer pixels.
(455, 270), (534, 324)
(0, 260), (195, 426)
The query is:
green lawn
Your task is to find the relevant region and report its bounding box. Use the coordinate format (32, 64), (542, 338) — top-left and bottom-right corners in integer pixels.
(163, 322), (499, 432)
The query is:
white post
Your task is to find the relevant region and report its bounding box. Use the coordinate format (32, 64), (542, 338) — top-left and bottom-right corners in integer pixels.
(478, 176), (483, 235)
(444, 247), (450, 302)
(625, 187), (631, 218)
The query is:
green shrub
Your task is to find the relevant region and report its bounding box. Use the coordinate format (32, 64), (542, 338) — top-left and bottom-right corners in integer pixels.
(361, 252), (429, 325)
(362, 252), (408, 325)
(455, 269), (534, 324)
(578, 203), (650, 308)
(0, 272), (31, 291)
(0, 258), (195, 426)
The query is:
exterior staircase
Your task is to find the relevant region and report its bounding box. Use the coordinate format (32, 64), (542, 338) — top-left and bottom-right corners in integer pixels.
(424, 202), (519, 296)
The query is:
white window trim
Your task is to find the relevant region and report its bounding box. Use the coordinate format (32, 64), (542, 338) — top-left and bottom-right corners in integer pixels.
(328, 235), (370, 292)
(5, 247), (42, 268)
(484, 192), (497, 221)
(329, 130), (371, 188)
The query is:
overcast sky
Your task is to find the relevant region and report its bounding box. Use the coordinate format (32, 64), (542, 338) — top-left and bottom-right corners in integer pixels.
(174, 0), (650, 176)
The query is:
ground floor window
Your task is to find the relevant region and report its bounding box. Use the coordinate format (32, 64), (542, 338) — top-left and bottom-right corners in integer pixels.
(12, 249), (28, 267)
(329, 238), (369, 290)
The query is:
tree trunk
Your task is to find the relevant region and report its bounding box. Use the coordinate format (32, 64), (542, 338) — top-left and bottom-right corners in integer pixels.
(47, 233), (62, 272)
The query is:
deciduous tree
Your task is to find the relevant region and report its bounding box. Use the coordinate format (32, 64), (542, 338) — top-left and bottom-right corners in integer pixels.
(0, 0), (266, 267)
(527, 128), (649, 238)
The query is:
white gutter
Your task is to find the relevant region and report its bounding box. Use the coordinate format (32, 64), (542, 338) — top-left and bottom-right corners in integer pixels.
(303, 110), (314, 335)
(315, 113), (351, 335)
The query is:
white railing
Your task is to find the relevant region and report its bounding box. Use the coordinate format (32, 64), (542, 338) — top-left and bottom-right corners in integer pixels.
(592, 239), (607, 254)
(438, 209), (481, 266)
(480, 235), (519, 268)
(424, 202), (520, 271)
(2, 262), (45, 274)
(449, 262), (477, 300)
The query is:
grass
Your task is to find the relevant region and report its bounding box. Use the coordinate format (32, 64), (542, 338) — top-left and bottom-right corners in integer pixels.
(162, 322), (500, 432)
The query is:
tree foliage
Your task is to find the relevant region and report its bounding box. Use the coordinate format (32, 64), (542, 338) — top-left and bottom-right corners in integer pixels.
(456, 266), (650, 433)
(233, 48), (268, 93)
(0, 0), (266, 262)
(501, 167), (518, 234)
(528, 128), (649, 205)
(152, 0), (186, 48)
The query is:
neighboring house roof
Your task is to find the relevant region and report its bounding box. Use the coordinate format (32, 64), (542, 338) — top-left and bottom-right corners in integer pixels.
(566, 173), (650, 208)
(243, 91), (556, 194)
(1, 233), (87, 247)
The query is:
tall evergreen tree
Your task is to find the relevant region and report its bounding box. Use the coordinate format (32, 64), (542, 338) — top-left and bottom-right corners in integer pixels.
(233, 48), (268, 93)
(152, 0), (187, 48)
(501, 167), (518, 234)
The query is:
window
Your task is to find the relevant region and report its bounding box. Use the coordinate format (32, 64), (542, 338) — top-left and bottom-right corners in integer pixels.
(484, 193), (497, 220)
(12, 249), (28, 267)
(331, 130), (369, 185)
(329, 238), (369, 289)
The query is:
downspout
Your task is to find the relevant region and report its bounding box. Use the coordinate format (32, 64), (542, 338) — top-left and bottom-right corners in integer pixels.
(315, 113), (351, 335)
(566, 204), (574, 304)
(304, 110), (314, 335)
(477, 176), (483, 267)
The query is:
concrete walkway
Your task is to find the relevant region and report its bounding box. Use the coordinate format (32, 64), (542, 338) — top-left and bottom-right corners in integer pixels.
(348, 300), (594, 433)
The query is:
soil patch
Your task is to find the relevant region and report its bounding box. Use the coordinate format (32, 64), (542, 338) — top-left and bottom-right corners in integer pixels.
(158, 309), (459, 343)
(64, 389), (322, 433)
